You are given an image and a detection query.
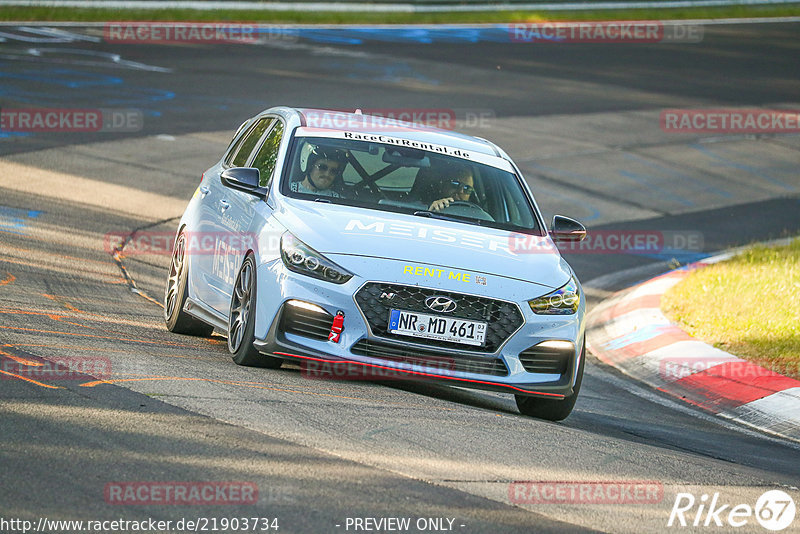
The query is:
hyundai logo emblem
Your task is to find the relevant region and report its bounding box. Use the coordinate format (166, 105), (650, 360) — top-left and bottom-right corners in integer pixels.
(425, 296), (457, 313)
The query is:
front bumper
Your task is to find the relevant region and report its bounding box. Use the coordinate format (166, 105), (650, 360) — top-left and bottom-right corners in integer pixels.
(252, 258), (585, 399)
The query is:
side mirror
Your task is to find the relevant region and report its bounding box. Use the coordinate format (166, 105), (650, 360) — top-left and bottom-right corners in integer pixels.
(221, 167), (261, 195)
(550, 215), (587, 243)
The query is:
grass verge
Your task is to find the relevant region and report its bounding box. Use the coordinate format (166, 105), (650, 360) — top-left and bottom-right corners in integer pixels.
(662, 238), (800, 379)
(0, 4), (799, 23)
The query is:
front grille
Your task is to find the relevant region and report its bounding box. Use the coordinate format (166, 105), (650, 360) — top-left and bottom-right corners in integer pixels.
(518, 344), (571, 374)
(351, 339), (508, 377)
(279, 302), (332, 341)
(354, 283), (523, 352)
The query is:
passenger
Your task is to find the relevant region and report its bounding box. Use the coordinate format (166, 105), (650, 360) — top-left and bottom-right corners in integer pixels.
(291, 146), (348, 198)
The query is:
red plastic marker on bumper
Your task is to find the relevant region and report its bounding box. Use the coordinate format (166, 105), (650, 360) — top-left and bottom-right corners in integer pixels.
(328, 312), (344, 343)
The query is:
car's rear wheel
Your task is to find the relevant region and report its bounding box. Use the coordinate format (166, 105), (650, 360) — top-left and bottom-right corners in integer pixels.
(228, 253), (282, 368)
(164, 231), (213, 336)
(515, 338), (585, 421)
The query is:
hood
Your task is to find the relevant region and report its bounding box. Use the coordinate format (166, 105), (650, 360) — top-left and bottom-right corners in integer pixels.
(274, 199), (572, 289)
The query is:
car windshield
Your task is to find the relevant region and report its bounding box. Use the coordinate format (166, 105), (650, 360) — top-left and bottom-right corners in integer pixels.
(282, 135), (542, 233)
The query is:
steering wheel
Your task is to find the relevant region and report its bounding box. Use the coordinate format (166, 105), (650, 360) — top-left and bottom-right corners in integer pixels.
(440, 201), (494, 221)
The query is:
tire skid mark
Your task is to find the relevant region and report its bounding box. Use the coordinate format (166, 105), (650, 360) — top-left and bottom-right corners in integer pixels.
(523, 161), (670, 216)
(1, 305), (222, 349)
(0, 306), (159, 330)
(0, 224), (115, 258)
(0, 307), (75, 321)
(109, 216), (181, 309)
(0, 255), (125, 283)
(0, 344), (66, 389)
(29, 293), (134, 305)
(622, 151), (734, 200)
(0, 342), (118, 388)
(0, 324), (204, 348)
(40, 294), (130, 330)
(0, 308), (93, 329)
(0, 344), (43, 366)
(79, 375), (372, 402)
(42, 293), (102, 315)
(2, 241), (115, 270)
(0, 368), (62, 389)
(691, 143), (797, 192)
(5, 342), (218, 363)
(77, 374), (459, 411)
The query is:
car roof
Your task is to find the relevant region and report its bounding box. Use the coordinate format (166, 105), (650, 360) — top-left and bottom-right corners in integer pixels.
(282, 107), (504, 158)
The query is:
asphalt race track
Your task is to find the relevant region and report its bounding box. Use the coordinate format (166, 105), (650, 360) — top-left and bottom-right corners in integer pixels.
(1, 21), (799, 534)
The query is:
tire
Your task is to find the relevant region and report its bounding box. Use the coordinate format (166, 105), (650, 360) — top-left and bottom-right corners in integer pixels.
(164, 231), (214, 337)
(228, 253), (282, 368)
(515, 338), (585, 421)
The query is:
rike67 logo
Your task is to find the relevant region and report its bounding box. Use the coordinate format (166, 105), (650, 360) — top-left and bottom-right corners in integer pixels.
(668, 490), (796, 531)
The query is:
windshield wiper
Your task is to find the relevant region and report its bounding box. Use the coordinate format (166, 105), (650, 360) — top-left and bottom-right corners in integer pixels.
(413, 210), (501, 230)
(413, 210), (475, 225)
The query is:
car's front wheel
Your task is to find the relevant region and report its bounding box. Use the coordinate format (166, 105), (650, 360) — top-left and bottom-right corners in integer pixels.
(515, 339), (585, 421)
(164, 231), (213, 337)
(228, 253), (282, 368)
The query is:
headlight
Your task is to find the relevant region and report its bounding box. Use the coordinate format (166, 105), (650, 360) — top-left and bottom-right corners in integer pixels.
(528, 277), (580, 315)
(280, 232), (353, 284)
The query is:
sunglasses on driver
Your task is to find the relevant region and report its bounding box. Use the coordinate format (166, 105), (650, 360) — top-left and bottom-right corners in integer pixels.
(449, 180), (475, 196)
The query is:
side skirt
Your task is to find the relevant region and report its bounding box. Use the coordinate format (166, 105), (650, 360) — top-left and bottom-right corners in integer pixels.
(184, 297), (228, 333)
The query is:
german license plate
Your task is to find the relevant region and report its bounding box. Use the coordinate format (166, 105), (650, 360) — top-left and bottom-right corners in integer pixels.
(388, 309), (487, 346)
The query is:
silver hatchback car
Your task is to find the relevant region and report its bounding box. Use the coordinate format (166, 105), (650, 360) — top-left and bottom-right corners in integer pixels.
(165, 107), (587, 420)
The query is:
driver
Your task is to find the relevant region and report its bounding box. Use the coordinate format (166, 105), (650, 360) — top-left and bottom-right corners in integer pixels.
(427, 165), (475, 212)
(292, 146), (348, 198)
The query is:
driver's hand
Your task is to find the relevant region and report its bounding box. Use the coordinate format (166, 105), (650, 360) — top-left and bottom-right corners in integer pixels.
(429, 197), (454, 212)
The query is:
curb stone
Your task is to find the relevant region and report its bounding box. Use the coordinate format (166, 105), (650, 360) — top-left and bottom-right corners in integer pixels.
(585, 241), (800, 443)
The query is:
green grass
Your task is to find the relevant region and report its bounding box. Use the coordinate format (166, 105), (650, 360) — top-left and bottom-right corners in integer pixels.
(662, 238), (800, 379)
(1, 4), (799, 23)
